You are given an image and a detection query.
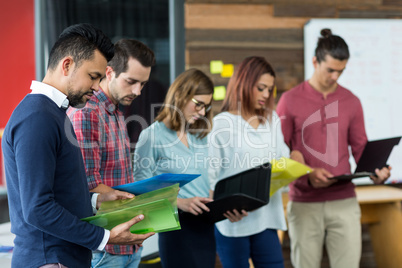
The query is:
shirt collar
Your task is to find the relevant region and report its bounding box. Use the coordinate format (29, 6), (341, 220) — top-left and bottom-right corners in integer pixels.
(304, 80), (340, 99)
(30, 81), (70, 109)
(97, 87), (117, 114)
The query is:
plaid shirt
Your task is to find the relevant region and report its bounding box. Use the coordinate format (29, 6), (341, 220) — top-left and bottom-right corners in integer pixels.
(67, 88), (134, 255)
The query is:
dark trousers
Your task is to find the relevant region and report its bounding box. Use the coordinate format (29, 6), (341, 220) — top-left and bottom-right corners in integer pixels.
(158, 211), (216, 268)
(215, 227), (284, 268)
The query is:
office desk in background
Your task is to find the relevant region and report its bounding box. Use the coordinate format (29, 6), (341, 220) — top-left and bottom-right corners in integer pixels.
(282, 185), (402, 268)
(0, 221), (13, 268)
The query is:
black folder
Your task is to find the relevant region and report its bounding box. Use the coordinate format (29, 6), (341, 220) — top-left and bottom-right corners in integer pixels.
(196, 162), (271, 223)
(330, 137), (401, 180)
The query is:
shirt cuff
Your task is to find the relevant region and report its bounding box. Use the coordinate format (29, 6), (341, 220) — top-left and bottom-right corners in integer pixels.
(97, 229), (110, 250)
(91, 193), (99, 215)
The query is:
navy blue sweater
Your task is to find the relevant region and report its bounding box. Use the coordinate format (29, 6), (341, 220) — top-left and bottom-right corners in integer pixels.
(2, 94), (105, 268)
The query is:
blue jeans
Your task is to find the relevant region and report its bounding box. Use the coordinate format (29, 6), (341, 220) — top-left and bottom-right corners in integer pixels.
(91, 247), (143, 268)
(215, 227), (284, 268)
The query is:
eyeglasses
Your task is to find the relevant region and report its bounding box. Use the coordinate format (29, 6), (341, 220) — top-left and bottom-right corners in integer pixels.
(191, 98), (212, 112)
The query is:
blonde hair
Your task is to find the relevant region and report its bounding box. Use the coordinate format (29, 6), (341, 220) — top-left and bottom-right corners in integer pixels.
(155, 69), (214, 139)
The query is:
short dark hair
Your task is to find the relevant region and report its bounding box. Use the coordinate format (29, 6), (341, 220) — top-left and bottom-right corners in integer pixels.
(315, 28), (349, 63)
(108, 39), (156, 77)
(47, 23), (114, 71)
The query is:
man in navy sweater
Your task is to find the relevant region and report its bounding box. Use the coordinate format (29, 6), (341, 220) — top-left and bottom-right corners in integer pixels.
(1, 23), (154, 268)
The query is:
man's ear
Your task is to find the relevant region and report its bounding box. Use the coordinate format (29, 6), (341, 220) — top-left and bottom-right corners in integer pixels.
(312, 56), (319, 69)
(61, 57), (74, 76)
(105, 66), (115, 80)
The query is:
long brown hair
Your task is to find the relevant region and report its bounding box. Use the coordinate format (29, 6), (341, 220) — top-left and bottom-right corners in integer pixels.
(155, 68), (214, 139)
(221, 56), (276, 123)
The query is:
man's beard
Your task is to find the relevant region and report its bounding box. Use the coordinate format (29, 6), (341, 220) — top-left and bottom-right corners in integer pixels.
(111, 92), (137, 106)
(68, 90), (91, 108)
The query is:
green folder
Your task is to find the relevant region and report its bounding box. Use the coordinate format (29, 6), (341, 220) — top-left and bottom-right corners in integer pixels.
(82, 184), (181, 234)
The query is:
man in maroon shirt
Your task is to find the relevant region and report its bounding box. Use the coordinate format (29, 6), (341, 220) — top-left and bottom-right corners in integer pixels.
(276, 28), (391, 268)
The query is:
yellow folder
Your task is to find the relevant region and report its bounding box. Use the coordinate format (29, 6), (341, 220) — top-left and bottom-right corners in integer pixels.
(270, 157), (312, 197)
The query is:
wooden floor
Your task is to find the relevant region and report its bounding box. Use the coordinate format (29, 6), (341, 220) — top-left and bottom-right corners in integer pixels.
(215, 224), (377, 268)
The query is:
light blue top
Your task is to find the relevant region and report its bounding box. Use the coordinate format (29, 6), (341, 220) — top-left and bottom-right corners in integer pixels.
(208, 112), (290, 237)
(133, 121), (210, 199)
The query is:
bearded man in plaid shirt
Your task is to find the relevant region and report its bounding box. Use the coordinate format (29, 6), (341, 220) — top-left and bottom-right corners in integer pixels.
(68, 39), (155, 268)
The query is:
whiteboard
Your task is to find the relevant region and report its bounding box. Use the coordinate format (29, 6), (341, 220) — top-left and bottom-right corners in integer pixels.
(304, 19), (402, 184)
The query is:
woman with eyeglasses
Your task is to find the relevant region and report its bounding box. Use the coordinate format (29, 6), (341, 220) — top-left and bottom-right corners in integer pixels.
(133, 68), (240, 268)
(208, 56), (303, 268)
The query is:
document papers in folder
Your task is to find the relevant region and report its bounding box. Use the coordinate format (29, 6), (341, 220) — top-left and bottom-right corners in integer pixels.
(330, 136), (401, 180)
(82, 184), (181, 234)
(113, 173), (200, 195)
(270, 157), (313, 196)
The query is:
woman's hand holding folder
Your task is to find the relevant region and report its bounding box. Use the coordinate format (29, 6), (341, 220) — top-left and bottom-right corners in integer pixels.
(224, 209), (248, 223)
(178, 196), (213, 215)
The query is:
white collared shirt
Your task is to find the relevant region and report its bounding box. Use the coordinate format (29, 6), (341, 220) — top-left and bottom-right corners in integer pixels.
(29, 80), (109, 250)
(30, 81), (70, 109)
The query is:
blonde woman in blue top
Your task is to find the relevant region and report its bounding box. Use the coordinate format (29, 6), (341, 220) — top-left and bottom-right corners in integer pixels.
(134, 69), (243, 268)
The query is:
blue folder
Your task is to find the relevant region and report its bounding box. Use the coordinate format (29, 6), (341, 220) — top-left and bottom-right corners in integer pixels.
(113, 173), (200, 195)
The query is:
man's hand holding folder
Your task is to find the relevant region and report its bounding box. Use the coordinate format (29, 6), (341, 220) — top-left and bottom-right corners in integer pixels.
(96, 189), (155, 246)
(83, 184), (181, 234)
(370, 166), (392, 184)
(108, 214), (155, 246)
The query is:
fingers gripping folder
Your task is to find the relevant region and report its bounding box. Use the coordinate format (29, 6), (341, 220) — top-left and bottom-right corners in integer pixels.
(82, 184), (181, 234)
(196, 158), (312, 223)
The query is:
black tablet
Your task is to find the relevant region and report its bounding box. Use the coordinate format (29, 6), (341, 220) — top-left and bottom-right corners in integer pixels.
(196, 194), (267, 223)
(194, 162), (272, 223)
(331, 137), (401, 180)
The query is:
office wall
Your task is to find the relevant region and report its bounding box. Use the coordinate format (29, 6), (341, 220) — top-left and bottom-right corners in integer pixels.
(184, 0), (402, 98)
(0, 0), (35, 186)
(0, 0), (35, 128)
(2, 0), (402, 184)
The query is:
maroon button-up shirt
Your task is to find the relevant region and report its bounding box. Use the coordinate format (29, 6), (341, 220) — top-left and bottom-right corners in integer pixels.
(277, 81), (367, 202)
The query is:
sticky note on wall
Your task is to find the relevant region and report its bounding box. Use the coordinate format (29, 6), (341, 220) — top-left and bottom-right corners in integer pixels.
(213, 86), (226, 101)
(221, 64), (234, 78)
(210, 61), (224, 74)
